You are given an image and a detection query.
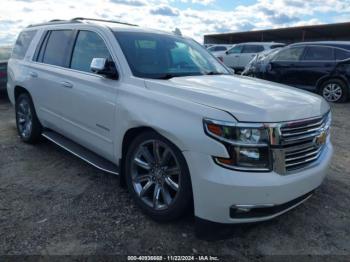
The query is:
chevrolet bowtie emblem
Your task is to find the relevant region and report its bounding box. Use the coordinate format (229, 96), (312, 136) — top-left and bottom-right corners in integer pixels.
(314, 131), (327, 147)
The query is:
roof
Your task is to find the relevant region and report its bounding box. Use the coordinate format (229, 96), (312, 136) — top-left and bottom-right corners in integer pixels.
(204, 21), (350, 44)
(26, 17), (175, 36)
(290, 41), (350, 50)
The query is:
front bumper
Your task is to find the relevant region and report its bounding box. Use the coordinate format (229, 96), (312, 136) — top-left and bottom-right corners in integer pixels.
(183, 141), (333, 224)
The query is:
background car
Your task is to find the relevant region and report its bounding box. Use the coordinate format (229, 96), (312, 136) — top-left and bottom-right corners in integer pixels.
(262, 42), (350, 102)
(241, 48), (282, 77)
(207, 44), (233, 58)
(0, 46), (12, 90)
(221, 42), (285, 73)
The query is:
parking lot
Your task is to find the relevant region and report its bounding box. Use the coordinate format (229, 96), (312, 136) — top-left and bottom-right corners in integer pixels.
(0, 90), (349, 257)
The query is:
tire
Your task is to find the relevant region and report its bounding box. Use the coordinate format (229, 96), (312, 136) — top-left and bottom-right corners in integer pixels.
(319, 79), (349, 103)
(15, 93), (42, 143)
(125, 131), (193, 222)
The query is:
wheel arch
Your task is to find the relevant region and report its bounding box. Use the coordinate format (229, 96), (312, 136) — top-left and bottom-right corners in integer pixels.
(14, 85), (30, 102)
(316, 75), (349, 92)
(119, 126), (185, 187)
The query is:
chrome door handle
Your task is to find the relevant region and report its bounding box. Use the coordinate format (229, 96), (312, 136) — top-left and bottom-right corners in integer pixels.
(29, 71), (38, 78)
(61, 81), (73, 88)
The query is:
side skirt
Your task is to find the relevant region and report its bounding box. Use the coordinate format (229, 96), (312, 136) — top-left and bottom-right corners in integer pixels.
(42, 130), (119, 175)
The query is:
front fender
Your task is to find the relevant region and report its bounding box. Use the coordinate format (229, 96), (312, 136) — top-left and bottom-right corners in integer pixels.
(114, 82), (234, 161)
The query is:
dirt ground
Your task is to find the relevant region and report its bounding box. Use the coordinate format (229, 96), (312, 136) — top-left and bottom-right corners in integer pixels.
(0, 90), (349, 259)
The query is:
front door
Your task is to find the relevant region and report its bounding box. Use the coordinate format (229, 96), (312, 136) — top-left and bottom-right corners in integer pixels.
(237, 44), (264, 69)
(57, 30), (118, 160)
(266, 46), (305, 86)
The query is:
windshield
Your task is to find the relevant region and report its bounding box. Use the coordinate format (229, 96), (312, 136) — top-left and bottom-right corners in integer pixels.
(0, 48), (12, 61)
(114, 31), (230, 79)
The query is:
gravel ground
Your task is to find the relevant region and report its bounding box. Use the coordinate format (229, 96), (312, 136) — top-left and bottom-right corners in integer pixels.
(0, 90), (349, 259)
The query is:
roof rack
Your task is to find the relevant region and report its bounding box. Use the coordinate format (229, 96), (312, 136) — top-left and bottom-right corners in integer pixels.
(71, 17), (138, 27)
(27, 17), (138, 28)
(27, 19), (81, 28)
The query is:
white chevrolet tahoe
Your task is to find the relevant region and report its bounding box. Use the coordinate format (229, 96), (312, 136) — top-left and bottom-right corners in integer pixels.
(7, 18), (332, 226)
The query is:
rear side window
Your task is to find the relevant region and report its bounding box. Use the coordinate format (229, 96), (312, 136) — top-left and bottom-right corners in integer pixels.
(270, 44), (285, 49)
(242, 45), (264, 53)
(12, 30), (37, 59)
(42, 30), (75, 67)
(215, 46), (227, 51)
(335, 48), (350, 60)
(227, 45), (243, 54)
(273, 47), (304, 61)
(303, 46), (334, 61)
(70, 31), (111, 73)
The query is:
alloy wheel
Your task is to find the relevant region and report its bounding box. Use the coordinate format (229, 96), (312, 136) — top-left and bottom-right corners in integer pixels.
(17, 99), (33, 138)
(131, 139), (181, 210)
(323, 83), (343, 102)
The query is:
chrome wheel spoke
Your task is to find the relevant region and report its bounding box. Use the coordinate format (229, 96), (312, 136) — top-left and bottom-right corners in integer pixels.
(166, 167), (180, 176)
(165, 176), (179, 191)
(161, 186), (172, 205)
(153, 141), (161, 164)
(153, 184), (161, 208)
(133, 174), (152, 183)
(160, 149), (171, 166)
(134, 157), (151, 170)
(140, 180), (154, 197)
(140, 146), (154, 165)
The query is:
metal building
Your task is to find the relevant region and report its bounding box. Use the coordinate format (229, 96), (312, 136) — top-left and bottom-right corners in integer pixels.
(204, 21), (350, 45)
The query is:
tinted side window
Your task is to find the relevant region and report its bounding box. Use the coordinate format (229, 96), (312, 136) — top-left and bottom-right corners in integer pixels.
(70, 31), (111, 73)
(42, 30), (74, 67)
(207, 46), (215, 51)
(273, 47), (304, 61)
(271, 44), (285, 49)
(227, 45), (243, 54)
(12, 30), (37, 59)
(242, 45), (264, 53)
(216, 46), (227, 51)
(303, 46), (334, 61)
(335, 48), (350, 60)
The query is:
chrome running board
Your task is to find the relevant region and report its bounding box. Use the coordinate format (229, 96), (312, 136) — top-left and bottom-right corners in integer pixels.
(42, 130), (119, 175)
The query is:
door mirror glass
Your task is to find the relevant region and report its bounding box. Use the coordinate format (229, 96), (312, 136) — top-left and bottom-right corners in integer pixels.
(91, 58), (107, 72)
(90, 58), (118, 79)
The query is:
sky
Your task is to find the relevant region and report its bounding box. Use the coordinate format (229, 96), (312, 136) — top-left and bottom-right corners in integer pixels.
(0, 0), (350, 45)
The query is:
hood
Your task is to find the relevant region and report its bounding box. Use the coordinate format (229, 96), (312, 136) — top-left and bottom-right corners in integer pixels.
(144, 75), (330, 122)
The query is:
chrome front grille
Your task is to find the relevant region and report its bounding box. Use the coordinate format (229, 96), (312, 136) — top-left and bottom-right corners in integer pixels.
(278, 113), (331, 173)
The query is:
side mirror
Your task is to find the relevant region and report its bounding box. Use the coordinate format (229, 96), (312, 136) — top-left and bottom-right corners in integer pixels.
(90, 58), (118, 80)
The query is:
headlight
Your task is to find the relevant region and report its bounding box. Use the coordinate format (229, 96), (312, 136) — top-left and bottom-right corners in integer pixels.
(203, 118), (271, 171)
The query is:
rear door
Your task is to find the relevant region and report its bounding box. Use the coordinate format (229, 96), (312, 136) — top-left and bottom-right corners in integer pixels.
(223, 44), (243, 68)
(237, 44), (264, 69)
(298, 45), (336, 90)
(29, 30), (76, 128)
